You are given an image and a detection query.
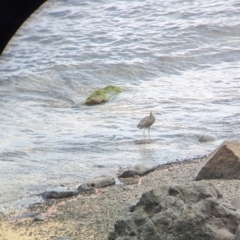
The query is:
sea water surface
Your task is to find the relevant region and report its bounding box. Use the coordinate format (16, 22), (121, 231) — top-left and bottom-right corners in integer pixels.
(0, 0), (240, 211)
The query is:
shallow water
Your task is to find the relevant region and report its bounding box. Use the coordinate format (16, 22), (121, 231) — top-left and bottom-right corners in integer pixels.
(0, 0), (240, 211)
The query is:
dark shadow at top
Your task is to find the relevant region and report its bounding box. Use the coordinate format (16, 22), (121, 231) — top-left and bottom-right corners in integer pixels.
(0, 0), (47, 55)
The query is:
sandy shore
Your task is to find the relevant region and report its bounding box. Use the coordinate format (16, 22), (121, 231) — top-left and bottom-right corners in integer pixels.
(1, 157), (240, 240)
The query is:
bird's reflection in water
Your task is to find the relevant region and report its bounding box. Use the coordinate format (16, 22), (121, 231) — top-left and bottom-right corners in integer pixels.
(134, 139), (156, 144)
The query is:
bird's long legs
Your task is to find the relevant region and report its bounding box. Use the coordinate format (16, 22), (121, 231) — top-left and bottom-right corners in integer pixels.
(142, 128), (151, 139)
(148, 128), (151, 139)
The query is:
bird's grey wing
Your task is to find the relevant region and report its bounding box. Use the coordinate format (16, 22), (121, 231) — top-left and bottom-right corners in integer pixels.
(137, 116), (148, 128)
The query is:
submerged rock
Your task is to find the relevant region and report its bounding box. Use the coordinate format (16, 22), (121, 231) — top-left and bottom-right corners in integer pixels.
(85, 85), (122, 105)
(109, 181), (240, 240)
(199, 134), (216, 142)
(195, 140), (240, 180)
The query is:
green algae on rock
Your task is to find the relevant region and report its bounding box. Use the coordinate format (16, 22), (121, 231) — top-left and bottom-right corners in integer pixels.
(85, 85), (122, 105)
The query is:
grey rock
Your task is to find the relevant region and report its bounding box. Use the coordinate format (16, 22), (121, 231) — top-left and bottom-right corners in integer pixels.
(195, 140), (240, 180)
(42, 188), (78, 199)
(77, 175), (115, 193)
(231, 197), (240, 210)
(199, 135), (216, 142)
(109, 182), (240, 240)
(118, 164), (156, 178)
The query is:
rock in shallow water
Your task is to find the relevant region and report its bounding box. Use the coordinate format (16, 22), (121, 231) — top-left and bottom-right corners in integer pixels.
(199, 134), (216, 142)
(85, 85), (122, 105)
(108, 181), (240, 240)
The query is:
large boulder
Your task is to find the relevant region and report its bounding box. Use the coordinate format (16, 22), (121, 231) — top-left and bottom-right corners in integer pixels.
(195, 140), (240, 180)
(109, 181), (240, 240)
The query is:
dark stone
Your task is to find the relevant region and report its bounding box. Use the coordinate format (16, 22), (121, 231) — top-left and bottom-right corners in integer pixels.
(32, 215), (44, 222)
(77, 175), (115, 193)
(109, 182), (240, 240)
(129, 202), (138, 212)
(41, 188), (78, 200)
(168, 186), (180, 196)
(118, 164), (156, 178)
(118, 169), (135, 178)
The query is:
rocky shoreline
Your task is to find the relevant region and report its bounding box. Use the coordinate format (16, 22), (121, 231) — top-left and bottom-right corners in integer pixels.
(0, 152), (240, 240)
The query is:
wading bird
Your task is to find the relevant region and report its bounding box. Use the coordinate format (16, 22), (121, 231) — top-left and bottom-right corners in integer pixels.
(137, 112), (156, 138)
